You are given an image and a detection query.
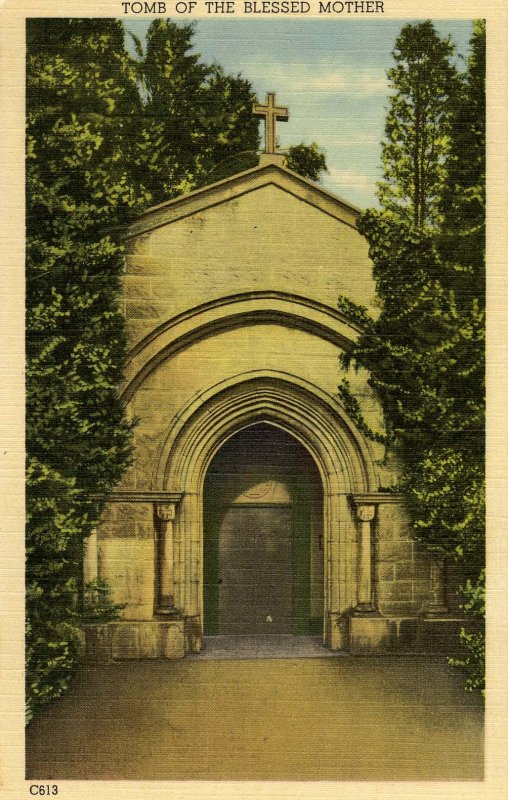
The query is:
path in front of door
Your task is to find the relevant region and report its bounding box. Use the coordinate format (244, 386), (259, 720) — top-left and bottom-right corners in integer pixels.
(188, 634), (345, 659)
(26, 657), (484, 780)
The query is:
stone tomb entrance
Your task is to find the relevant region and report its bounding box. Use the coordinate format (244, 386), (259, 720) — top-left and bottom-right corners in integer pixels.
(203, 424), (323, 637)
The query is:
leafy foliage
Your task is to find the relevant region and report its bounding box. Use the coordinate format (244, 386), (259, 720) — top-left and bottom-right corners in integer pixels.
(26, 18), (141, 720)
(378, 21), (459, 229)
(131, 21), (327, 196)
(438, 19), (486, 303)
(336, 295), (371, 328)
(134, 19), (260, 201)
(285, 142), (327, 182)
(80, 578), (127, 623)
(338, 22), (485, 690)
(449, 569), (485, 697)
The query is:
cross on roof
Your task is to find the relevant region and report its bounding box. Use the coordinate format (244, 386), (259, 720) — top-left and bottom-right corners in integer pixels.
(253, 92), (289, 155)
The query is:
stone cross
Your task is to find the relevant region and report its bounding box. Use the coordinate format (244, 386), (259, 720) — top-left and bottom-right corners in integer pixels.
(253, 92), (289, 155)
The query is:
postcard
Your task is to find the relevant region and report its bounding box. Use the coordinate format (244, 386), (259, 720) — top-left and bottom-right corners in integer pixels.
(1, 0), (507, 798)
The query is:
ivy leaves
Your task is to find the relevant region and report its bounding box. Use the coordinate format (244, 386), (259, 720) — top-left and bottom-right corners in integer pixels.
(340, 22), (485, 562)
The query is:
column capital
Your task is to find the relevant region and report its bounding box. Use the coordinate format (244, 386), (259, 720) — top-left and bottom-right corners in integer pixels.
(156, 503), (176, 522)
(356, 504), (376, 522)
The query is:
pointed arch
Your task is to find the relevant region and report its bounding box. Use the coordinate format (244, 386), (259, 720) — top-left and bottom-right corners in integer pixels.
(157, 371), (379, 652)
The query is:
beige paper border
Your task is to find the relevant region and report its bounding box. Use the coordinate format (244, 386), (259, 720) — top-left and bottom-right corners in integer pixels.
(1, 1), (507, 797)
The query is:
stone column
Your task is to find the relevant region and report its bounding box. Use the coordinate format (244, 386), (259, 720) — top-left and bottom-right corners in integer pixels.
(156, 503), (177, 615)
(427, 554), (449, 616)
(83, 529), (98, 586)
(354, 504), (377, 614)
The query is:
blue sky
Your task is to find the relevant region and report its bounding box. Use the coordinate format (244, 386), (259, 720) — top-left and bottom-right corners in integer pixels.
(123, 18), (474, 209)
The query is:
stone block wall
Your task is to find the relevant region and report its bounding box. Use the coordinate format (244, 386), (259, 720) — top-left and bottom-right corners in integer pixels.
(375, 502), (431, 617)
(123, 182), (376, 349)
(97, 502), (156, 620)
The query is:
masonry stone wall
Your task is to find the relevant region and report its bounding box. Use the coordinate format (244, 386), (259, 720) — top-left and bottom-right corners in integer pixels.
(375, 503), (431, 616)
(87, 168), (463, 657)
(97, 503), (155, 620)
(123, 184), (376, 348)
(117, 326), (387, 493)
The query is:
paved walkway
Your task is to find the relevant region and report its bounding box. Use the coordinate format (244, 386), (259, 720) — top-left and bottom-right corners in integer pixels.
(26, 654), (483, 781)
(188, 634), (344, 659)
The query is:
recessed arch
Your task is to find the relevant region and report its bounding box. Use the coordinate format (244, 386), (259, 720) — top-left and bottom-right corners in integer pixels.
(156, 370), (377, 494)
(157, 370), (379, 652)
(121, 292), (363, 401)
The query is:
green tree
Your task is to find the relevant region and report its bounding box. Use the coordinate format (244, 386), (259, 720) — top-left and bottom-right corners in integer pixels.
(26, 16), (331, 720)
(338, 22), (485, 691)
(437, 20), (486, 693)
(199, 141), (328, 185)
(438, 19), (485, 302)
(132, 19), (260, 201)
(26, 17), (144, 720)
(131, 20), (327, 192)
(341, 215), (484, 560)
(285, 142), (327, 181)
(378, 20), (458, 229)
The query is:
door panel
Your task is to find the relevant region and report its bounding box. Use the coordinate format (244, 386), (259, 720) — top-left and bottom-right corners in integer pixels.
(219, 505), (292, 635)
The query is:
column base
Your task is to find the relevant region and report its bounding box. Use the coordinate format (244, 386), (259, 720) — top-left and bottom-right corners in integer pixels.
(83, 620), (185, 663)
(325, 611), (348, 650)
(426, 606), (450, 618)
(155, 606), (180, 619)
(184, 615), (202, 653)
(352, 604), (380, 617)
(349, 614), (391, 654)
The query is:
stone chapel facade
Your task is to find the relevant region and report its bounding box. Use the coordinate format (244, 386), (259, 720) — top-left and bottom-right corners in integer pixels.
(84, 128), (461, 662)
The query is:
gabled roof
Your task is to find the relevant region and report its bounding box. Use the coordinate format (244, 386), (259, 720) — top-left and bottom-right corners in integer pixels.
(126, 162), (362, 239)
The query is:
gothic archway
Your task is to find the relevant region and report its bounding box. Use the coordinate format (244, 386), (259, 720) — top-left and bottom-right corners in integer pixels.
(203, 422), (324, 638)
(156, 371), (378, 653)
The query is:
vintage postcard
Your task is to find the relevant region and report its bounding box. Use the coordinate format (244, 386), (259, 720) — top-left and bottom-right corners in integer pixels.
(1, 0), (507, 798)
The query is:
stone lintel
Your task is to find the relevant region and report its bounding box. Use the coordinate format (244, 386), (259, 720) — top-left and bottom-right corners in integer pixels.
(350, 492), (404, 506)
(94, 491), (184, 504)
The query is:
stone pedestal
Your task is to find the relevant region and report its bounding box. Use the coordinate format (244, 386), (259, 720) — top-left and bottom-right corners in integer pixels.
(349, 616), (392, 654)
(416, 617), (466, 653)
(258, 153), (286, 167)
(84, 620), (185, 663)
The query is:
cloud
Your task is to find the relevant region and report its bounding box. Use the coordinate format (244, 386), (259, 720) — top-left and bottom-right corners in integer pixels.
(327, 167), (378, 189)
(302, 132), (379, 146)
(323, 167), (380, 205)
(250, 64), (389, 96)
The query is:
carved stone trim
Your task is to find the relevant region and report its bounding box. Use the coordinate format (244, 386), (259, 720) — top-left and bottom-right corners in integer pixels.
(122, 301), (364, 402)
(350, 492), (404, 506)
(156, 503), (176, 522)
(93, 491), (184, 504)
(356, 504), (376, 522)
